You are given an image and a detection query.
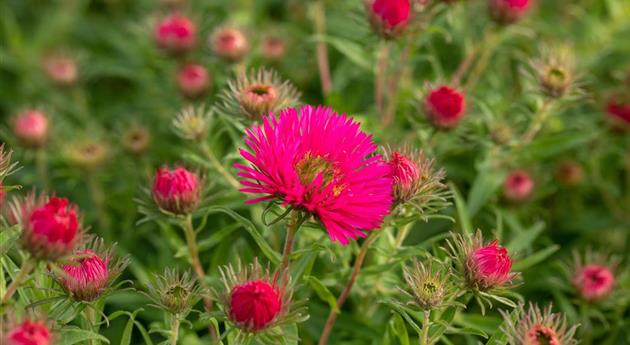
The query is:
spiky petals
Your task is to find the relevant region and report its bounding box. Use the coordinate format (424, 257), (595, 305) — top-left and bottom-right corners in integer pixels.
(488, 0), (532, 25)
(154, 13), (196, 54)
(425, 86), (466, 129)
(573, 264), (615, 302)
(236, 105), (393, 245)
(6, 319), (52, 345)
(177, 63), (210, 99)
(13, 110), (49, 148)
(152, 166), (201, 215)
(368, 0), (411, 38)
(501, 303), (577, 345)
(503, 170), (534, 202)
(24, 197), (79, 261)
(61, 249), (109, 301)
(468, 240), (513, 289)
(229, 280), (283, 331)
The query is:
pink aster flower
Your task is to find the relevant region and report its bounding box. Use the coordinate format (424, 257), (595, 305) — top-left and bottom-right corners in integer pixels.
(229, 279), (282, 331)
(154, 13), (196, 54)
(236, 105), (393, 245)
(24, 196), (80, 261)
(61, 249), (109, 301)
(468, 240), (513, 288)
(425, 86), (466, 129)
(177, 63), (210, 99)
(503, 170), (534, 202)
(573, 264), (615, 302)
(367, 0), (411, 39)
(152, 166), (201, 215)
(6, 319), (52, 345)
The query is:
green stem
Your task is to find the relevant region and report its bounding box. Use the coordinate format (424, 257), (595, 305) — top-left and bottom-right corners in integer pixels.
(420, 310), (431, 345)
(200, 142), (240, 190)
(393, 222), (414, 248)
(375, 41), (390, 120)
(170, 315), (180, 345)
(520, 99), (553, 145)
(313, 0), (332, 97)
(464, 28), (499, 90)
(279, 211), (301, 278)
(87, 173), (110, 237)
(35, 149), (48, 190)
(1, 258), (34, 304)
(86, 306), (101, 345)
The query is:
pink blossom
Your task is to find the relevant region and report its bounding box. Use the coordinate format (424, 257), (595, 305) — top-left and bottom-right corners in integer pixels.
(61, 249), (109, 301)
(503, 170), (534, 202)
(229, 279), (282, 331)
(468, 240), (513, 289)
(425, 86), (466, 129)
(152, 166), (201, 215)
(13, 110), (49, 148)
(573, 264), (615, 302)
(154, 13), (196, 54)
(7, 320), (52, 345)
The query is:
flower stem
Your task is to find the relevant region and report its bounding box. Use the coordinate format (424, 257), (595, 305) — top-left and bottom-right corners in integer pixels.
(419, 310), (431, 345)
(181, 215), (218, 342)
(375, 41), (390, 120)
(86, 306), (101, 345)
(35, 148), (48, 190)
(1, 258), (34, 304)
(200, 142), (240, 190)
(87, 172), (110, 238)
(382, 41), (413, 128)
(464, 28), (499, 90)
(318, 231), (381, 345)
(170, 315), (180, 345)
(520, 99), (553, 145)
(313, 0), (332, 97)
(393, 222), (414, 248)
(279, 211), (301, 279)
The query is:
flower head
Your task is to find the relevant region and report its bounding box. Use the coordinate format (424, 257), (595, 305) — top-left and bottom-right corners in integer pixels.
(367, 0), (412, 39)
(60, 249), (109, 301)
(216, 259), (306, 336)
(220, 69), (300, 121)
(503, 170), (534, 202)
(13, 110), (49, 148)
(605, 94), (630, 128)
(555, 160), (583, 187)
(402, 259), (451, 310)
(260, 36), (286, 61)
(533, 47), (576, 99)
(122, 126), (151, 155)
(488, 0), (532, 25)
(42, 54), (78, 87)
(177, 63), (210, 99)
(23, 196), (80, 261)
(64, 139), (109, 170)
(146, 268), (204, 315)
(447, 231), (516, 291)
(424, 86), (466, 129)
(172, 105), (212, 142)
(210, 27), (249, 62)
(152, 166), (201, 215)
(5, 319), (52, 345)
(570, 251), (617, 302)
(501, 303), (578, 345)
(154, 13), (196, 54)
(236, 105), (393, 244)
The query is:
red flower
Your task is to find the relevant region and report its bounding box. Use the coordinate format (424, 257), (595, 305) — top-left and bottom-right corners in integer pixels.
(229, 279), (282, 331)
(210, 27), (249, 62)
(468, 240), (513, 289)
(25, 197), (79, 260)
(61, 249), (110, 301)
(488, 0), (532, 24)
(425, 86), (466, 128)
(177, 63), (209, 99)
(503, 170), (534, 202)
(368, 0), (411, 38)
(42, 55), (78, 86)
(13, 110), (49, 148)
(154, 13), (196, 54)
(152, 166), (201, 215)
(605, 96), (630, 127)
(6, 320), (52, 345)
(573, 264), (615, 302)
(389, 151), (420, 203)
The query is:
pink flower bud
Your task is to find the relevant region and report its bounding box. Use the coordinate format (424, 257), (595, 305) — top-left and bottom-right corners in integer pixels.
(210, 27), (249, 62)
(25, 197), (79, 260)
(503, 170), (534, 202)
(260, 36), (286, 61)
(152, 166), (201, 215)
(425, 86), (466, 129)
(6, 320), (52, 345)
(573, 264), (615, 302)
(467, 240), (513, 289)
(556, 160), (583, 187)
(177, 63), (209, 99)
(488, 0), (532, 25)
(229, 279), (282, 331)
(13, 110), (49, 148)
(42, 55), (78, 86)
(389, 151), (421, 203)
(61, 249), (109, 301)
(605, 95), (630, 128)
(154, 14), (196, 54)
(367, 0), (411, 39)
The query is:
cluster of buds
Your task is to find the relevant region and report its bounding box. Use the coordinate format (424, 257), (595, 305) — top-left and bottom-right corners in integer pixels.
(402, 259), (452, 310)
(605, 93), (630, 129)
(501, 303), (578, 345)
(209, 27), (249, 63)
(42, 54), (78, 87)
(64, 139), (109, 170)
(154, 13), (197, 54)
(122, 125), (151, 155)
(2, 317), (53, 345)
(12, 109), (49, 149)
(570, 250), (617, 302)
(55, 237), (128, 302)
(423, 85), (467, 129)
(446, 231), (516, 292)
(365, 0), (412, 39)
(503, 170), (534, 203)
(11, 195), (82, 261)
(555, 160), (584, 187)
(152, 166), (201, 215)
(219, 69), (301, 121)
(384, 148), (448, 218)
(177, 63), (210, 99)
(488, 0), (532, 25)
(145, 268), (204, 315)
(216, 259), (306, 336)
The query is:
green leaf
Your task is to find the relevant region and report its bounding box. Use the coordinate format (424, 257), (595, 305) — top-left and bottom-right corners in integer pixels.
(391, 313), (410, 345)
(59, 328), (111, 345)
(512, 245), (560, 271)
(467, 170), (504, 216)
(485, 309), (519, 345)
(0, 225), (20, 255)
(313, 35), (373, 70)
(506, 222), (545, 253)
(305, 275), (339, 313)
(450, 183), (473, 235)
